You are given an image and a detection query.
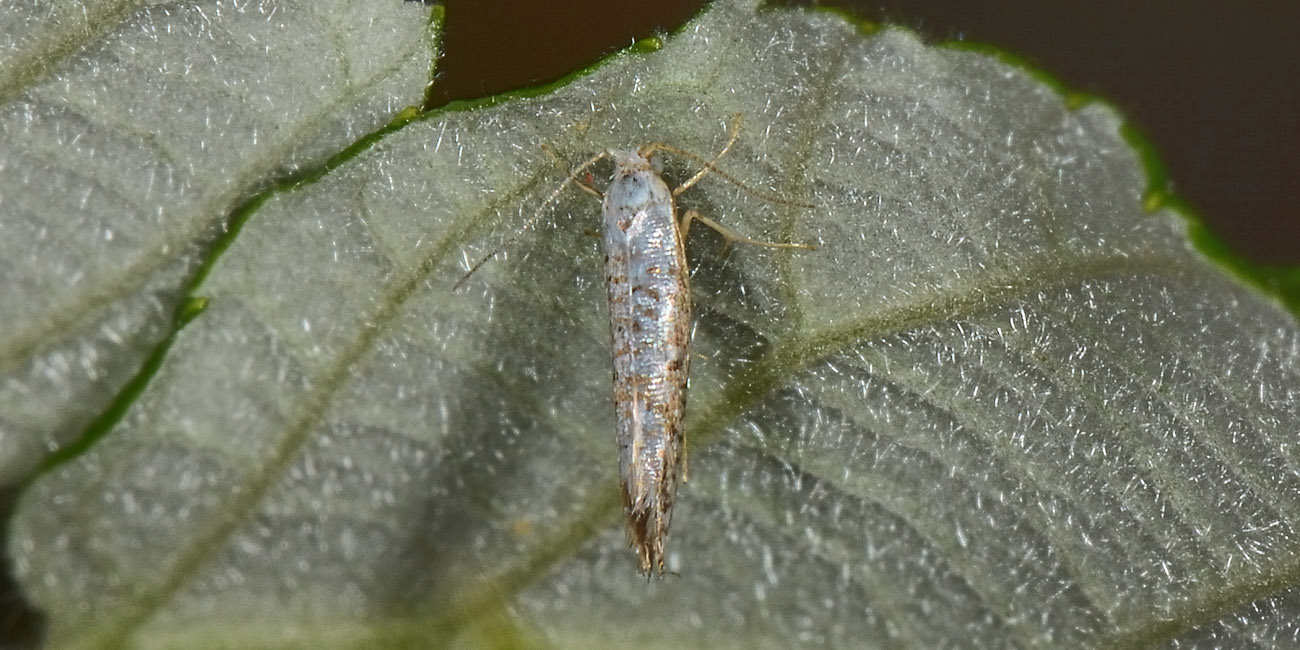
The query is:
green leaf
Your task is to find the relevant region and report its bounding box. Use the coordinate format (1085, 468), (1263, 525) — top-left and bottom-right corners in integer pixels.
(0, 0), (437, 483)
(8, 1), (1300, 648)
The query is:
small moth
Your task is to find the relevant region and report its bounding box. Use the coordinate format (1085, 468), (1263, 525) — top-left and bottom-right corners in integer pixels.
(458, 116), (812, 574)
(603, 147), (692, 575)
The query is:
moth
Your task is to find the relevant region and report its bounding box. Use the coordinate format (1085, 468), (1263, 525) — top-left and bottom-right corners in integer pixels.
(458, 116), (812, 574)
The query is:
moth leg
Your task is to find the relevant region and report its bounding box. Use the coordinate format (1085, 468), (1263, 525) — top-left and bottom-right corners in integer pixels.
(646, 116), (817, 209)
(680, 209), (816, 254)
(665, 113), (743, 195)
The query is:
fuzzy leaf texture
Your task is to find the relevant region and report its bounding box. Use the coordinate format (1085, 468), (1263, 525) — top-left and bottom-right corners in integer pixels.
(6, 1), (1300, 649)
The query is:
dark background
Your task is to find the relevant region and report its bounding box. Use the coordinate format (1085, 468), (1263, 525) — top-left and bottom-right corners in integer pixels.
(430, 0), (1300, 265)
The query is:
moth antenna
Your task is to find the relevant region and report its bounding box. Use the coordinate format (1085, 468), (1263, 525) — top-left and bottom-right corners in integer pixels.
(453, 149), (609, 291)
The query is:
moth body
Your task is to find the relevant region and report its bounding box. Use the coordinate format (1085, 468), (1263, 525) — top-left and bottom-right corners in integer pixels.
(602, 149), (690, 575)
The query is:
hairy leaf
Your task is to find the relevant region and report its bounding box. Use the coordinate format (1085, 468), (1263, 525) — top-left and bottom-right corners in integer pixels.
(0, 0), (435, 481)
(7, 1), (1300, 648)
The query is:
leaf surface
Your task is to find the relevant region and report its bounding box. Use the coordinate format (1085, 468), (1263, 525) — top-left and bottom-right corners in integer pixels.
(8, 1), (1300, 648)
(0, 0), (435, 481)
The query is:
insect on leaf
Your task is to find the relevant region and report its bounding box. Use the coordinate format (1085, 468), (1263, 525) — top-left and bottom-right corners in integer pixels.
(6, 0), (1300, 648)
